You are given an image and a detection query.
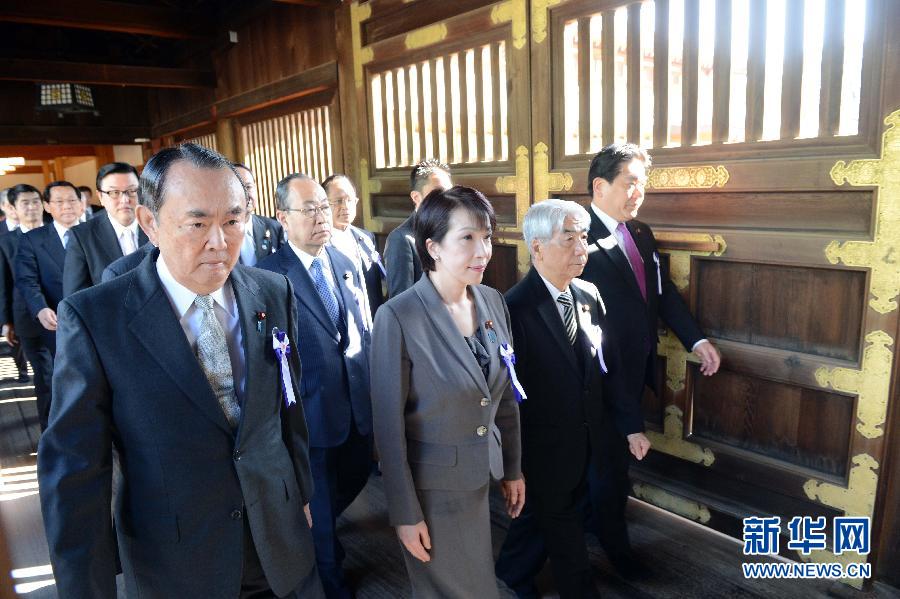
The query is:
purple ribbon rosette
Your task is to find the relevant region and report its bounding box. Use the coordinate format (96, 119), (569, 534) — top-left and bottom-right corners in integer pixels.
(499, 343), (527, 403)
(271, 327), (297, 408)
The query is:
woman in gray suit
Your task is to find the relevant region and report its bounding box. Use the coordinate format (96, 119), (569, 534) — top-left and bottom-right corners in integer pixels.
(370, 186), (526, 598)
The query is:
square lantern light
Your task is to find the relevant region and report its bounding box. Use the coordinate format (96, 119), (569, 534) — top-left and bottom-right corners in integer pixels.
(36, 83), (98, 115)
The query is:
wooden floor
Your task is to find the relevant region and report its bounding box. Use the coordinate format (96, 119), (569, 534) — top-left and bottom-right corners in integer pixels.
(1, 346), (898, 598)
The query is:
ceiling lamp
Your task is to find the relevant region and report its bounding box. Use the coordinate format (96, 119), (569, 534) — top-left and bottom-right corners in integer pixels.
(0, 157), (25, 176)
(36, 83), (99, 116)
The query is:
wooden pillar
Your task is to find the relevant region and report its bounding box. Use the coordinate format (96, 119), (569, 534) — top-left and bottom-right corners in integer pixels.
(41, 160), (52, 186)
(216, 118), (237, 162)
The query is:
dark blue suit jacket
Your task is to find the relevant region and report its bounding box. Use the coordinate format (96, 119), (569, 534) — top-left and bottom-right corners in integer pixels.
(63, 214), (148, 296)
(15, 224), (65, 345)
(0, 229), (44, 338)
(38, 250), (317, 599)
(258, 244), (372, 448)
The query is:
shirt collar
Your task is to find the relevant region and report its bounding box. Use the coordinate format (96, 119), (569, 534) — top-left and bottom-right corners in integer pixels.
(537, 272), (567, 302)
(288, 240), (326, 270)
(156, 254), (235, 320)
(590, 203), (623, 235)
(52, 221), (71, 243)
(245, 215), (255, 239)
(106, 212), (139, 238)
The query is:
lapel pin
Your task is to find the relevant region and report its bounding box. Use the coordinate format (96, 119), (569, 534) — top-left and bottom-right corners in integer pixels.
(484, 320), (498, 344)
(256, 311), (266, 333)
(581, 304), (590, 312)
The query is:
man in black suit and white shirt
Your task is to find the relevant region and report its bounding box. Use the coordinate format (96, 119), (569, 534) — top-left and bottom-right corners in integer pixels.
(63, 162), (147, 296)
(323, 173), (384, 328)
(38, 143), (323, 598)
(233, 163), (284, 267)
(579, 143), (720, 576)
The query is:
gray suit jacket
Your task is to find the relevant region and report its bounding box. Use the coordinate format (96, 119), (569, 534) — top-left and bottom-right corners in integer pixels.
(383, 213), (421, 298)
(370, 274), (522, 526)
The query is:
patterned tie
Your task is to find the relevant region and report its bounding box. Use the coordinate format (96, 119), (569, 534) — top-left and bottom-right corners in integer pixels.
(193, 295), (241, 430)
(310, 257), (341, 328)
(120, 229), (136, 255)
(557, 291), (577, 345)
(616, 222), (647, 301)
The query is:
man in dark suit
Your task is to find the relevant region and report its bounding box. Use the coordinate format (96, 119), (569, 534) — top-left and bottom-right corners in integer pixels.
(0, 188), (19, 235)
(383, 159), (451, 297)
(77, 186), (94, 222)
(63, 163), (147, 296)
(233, 163), (284, 266)
(15, 181), (82, 429)
(579, 143), (720, 576)
(38, 143), (323, 598)
(258, 174), (372, 599)
(495, 200), (626, 598)
(323, 173), (384, 329)
(0, 184), (45, 385)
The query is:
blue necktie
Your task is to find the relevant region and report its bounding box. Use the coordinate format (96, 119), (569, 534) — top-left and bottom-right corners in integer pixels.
(310, 257), (340, 328)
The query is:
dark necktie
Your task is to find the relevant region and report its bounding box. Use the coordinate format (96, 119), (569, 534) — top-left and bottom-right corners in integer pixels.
(616, 222), (647, 301)
(557, 291), (577, 345)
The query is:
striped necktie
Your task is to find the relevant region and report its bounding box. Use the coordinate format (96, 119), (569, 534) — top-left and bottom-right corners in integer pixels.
(557, 291), (577, 345)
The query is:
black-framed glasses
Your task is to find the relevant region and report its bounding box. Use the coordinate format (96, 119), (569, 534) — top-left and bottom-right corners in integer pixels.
(100, 189), (138, 200)
(284, 204), (332, 220)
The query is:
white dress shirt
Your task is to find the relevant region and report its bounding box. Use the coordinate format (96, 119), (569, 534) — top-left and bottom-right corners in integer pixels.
(107, 213), (140, 256)
(329, 227), (373, 329)
(288, 242), (338, 292)
(52, 221), (71, 248)
(240, 218), (257, 266)
(156, 256), (246, 400)
(538, 272), (568, 323)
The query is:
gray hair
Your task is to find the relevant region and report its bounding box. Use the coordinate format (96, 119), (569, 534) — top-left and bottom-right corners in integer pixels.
(522, 199), (591, 256)
(274, 173), (315, 211)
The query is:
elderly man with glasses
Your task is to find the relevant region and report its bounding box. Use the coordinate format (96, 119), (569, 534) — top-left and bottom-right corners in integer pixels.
(63, 162), (148, 296)
(258, 173), (373, 599)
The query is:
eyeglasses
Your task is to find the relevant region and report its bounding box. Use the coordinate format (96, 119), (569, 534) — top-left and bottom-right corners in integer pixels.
(16, 199), (42, 208)
(100, 188), (139, 200)
(328, 197), (357, 207)
(49, 198), (81, 207)
(284, 204), (332, 220)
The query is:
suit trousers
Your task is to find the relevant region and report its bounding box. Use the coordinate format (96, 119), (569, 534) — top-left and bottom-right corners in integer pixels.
(11, 341), (28, 377)
(308, 423), (373, 599)
(589, 435), (632, 558)
(19, 334), (53, 430)
(240, 516), (326, 599)
(403, 482), (499, 599)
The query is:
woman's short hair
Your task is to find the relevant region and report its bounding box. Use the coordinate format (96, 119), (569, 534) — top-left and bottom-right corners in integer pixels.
(522, 199), (591, 256)
(414, 185), (496, 272)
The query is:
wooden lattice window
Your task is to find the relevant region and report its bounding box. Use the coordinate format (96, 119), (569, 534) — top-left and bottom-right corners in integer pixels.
(369, 40), (509, 169)
(239, 106), (334, 216)
(183, 132), (218, 152)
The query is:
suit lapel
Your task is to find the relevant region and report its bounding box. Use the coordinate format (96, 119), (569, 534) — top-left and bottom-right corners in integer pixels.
(252, 216), (274, 261)
(137, 227), (148, 246)
(414, 276), (491, 398)
(93, 215), (124, 262)
(43, 225), (66, 270)
(280, 247), (340, 340)
(125, 254), (233, 435)
(527, 269), (581, 377)
(229, 266), (268, 441)
(588, 210), (644, 301)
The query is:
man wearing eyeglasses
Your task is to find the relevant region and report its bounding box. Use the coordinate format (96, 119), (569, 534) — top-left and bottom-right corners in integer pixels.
(258, 174), (372, 599)
(15, 181), (83, 429)
(323, 174), (384, 330)
(63, 162), (148, 296)
(232, 163), (284, 267)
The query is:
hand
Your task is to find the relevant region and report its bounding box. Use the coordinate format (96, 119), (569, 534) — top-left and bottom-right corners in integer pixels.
(693, 340), (721, 376)
(396, 521), (431, 563)
(37, 308), (57, 331)
(626, 432), (651, 460)
(501, 477), (526, 518)
(2, 323), (15, 346)
(303, 503), (313, 528)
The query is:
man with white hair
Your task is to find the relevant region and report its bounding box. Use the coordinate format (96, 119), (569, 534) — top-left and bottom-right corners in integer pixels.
(495, 199), (627, 598)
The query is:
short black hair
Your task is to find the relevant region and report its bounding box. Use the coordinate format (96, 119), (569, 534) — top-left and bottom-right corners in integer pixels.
(274, 173), (315, 211)
(321, 174), (356, 197)
(231, 163), (254, 179)
(96, 162), (139, 191)
(140, 143), (244, 215)
(77, 185), (92, 196)
(8, 184), (41, 206)
(409, 158), (450, 194)
(414, 185), (496, 272)
(586, 143), (651, 196)
(43, 181), (80, 202)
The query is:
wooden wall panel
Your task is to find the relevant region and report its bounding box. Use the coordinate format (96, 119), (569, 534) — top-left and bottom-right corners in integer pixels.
(482, 243), (518, 293)
(695, 261), (866, 362)
(692, 367), (854, 478)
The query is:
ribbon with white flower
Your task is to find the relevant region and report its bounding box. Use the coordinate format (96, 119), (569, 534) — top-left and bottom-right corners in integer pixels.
(652, 252), (663, 295)
(589, 325), (609, 374)
(499, 343), (527, 403)
(272, 328), (297, 407)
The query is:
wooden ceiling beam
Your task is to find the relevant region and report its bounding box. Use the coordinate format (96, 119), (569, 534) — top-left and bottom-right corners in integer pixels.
(0, 58), (216, 89)
(0, 125), (150, 146)
(272, 0), (341, 7)
(0, 0), (212, 39)
(0, 145), (97, 160)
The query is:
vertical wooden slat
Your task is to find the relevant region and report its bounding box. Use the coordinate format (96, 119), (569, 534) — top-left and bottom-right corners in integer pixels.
(279, 116), (290, 180)
(473, 47), (485, 162)
(491, 43), (502, 161)
(577, 16), (591, 154)
(459, 52), (470, 163)
(303, 111), (314, 175)
(392, 69), (402, 167)
(309, 111), (320, 180)
(818, 0), (845, 136)
(403, 67), (414, 165)
(416, 63), (427, 160)
(681, 0), (699, 145)
(323, 106), (334, 174)
(601, 10), (615, 144)
(780, 0), (804, 139)
(430, 58), (441, 159)
(263, 120), (275, 205)
(712, 0), (732, 143)
(627, 3), (641, 142)
(319, 108), (330, 178)
(745, 0), (767, 141)
(443, 54), (455, 163)
(653, 0), (669, 147)
(380, 72), (391, 167)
